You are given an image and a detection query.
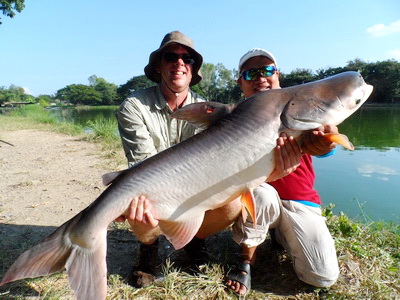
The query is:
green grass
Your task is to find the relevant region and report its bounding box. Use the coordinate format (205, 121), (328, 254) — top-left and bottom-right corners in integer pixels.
(0, 105), (82, 135)
(0, 106), (399, 299)
(0, 105), (124, 165)
(86, 117), (120, 147)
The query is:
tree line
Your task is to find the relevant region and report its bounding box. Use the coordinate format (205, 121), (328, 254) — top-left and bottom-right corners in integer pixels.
(1, 59), (399, 107)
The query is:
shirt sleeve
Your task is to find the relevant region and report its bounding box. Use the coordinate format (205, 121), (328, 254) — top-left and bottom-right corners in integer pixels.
(116, 99), (158, 167)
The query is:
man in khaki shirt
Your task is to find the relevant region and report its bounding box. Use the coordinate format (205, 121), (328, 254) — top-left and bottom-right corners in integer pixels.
(116, 31), (244, 287)
(117, 39), (206, 165)
(117, 85), (205, 166)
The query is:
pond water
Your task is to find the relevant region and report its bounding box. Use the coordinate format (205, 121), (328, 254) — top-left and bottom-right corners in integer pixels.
(48, 105), (400, 222)
(314, 106), (400, 222)
(47, 106), (118, 127)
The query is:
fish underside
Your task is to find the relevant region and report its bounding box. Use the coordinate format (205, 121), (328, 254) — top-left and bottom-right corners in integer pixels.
(0, 72), (373, 299)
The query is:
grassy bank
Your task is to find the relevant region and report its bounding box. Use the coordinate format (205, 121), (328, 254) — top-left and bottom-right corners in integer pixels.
(0, 105), (125, 165)
(0, 106), (399, 299)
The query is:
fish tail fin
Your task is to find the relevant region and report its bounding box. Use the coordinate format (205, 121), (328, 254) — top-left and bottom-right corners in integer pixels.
(0, 213), (108, 300)
(0, 217), (78, 286)
(324, 133), (355, 150)
(66, 232), (107, 300)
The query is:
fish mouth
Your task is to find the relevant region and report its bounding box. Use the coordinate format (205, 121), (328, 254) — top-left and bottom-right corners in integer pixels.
(281, 114), (323, 131)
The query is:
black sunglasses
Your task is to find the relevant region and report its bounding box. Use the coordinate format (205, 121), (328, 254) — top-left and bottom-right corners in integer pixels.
(163, 52), (195, 65)
(241, 66), (277, 80)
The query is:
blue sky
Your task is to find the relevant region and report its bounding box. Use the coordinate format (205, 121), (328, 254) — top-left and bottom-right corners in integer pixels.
(1, 0), (399, 96)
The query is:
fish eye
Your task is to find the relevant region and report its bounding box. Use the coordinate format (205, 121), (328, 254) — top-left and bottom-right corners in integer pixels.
(356, 99), (361, 105)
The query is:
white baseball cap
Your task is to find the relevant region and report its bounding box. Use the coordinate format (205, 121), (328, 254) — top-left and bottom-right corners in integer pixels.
(238, 48), (278, 73)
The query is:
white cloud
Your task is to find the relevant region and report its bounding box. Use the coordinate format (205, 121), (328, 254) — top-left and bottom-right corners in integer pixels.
(357, 164), (399, 176)
(367, 20), (400, 37)
(387, 49), (400, 60)
(23, 87), (33, 95)
(378, 177), (389, 181)
(361, 174), (372, 178)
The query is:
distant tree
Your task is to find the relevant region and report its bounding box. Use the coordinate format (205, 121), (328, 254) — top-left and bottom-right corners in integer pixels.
(36, 94), (53, 107)
(315, 66), (347, 79)
(362, 60), (400, 104)
(190, 84), (206, 98)
(198, 63), (218, 100)
(280, 68), (315, 87)
(88, 75), (98, 87)
(346, 58), (369, 73)
(0, 84), (32, 103)
(88, 75), (118, 105)
(197, 63), (240, 103)
(314, 59), (368, 79)
(0, 0), (25, 24)
(117, 75), (155, 102)
(56, 84), (103, 105)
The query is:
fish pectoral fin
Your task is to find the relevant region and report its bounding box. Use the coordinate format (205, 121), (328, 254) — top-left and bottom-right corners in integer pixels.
(324, 133), (355, 150)
(240, 188), (257, 229)
(171, 102), (236, 129)
(158, 214), (205, 250)
(102, 170), (126, 186)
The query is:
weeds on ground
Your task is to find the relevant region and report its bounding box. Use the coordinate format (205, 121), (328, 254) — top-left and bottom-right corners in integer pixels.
(85, 117), (124, 165)
(322, 204), (400, 299)
(1, 209), (398, 299)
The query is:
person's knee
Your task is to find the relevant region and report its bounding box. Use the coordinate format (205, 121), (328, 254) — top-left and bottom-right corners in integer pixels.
(295, 259), (339, 288)
(301, 271), (339, 288)
(253, 184), (280, 221)
(130, 226), (162, 245)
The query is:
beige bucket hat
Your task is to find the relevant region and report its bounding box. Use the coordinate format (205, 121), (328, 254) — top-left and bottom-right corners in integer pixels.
(144, 31), (203, 86)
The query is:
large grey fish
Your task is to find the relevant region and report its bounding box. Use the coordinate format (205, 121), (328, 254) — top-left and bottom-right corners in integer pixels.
(0, 71), (373, 299)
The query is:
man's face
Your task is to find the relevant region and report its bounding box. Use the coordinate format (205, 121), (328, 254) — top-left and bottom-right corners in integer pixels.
(158, 44), (194, 93)
(237, 56), (280, 98)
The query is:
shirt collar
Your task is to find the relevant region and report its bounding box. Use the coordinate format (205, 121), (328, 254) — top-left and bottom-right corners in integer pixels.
(154, 84), (191, 111)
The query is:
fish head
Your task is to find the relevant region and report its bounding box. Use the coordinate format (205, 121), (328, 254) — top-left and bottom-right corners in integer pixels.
(281, 71), (373, 131)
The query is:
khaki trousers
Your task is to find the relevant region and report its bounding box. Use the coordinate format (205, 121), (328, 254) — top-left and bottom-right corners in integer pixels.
(232, 183), (339, 287)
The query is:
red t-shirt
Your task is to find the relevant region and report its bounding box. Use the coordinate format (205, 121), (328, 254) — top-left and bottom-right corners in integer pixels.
(269, 154), (321, 205)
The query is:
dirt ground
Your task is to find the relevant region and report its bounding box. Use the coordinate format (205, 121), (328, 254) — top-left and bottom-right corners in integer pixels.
(0, 129), (146, 278)
(0, 129), (118, 227)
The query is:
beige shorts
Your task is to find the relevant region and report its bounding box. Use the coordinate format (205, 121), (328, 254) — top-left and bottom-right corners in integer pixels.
(232, 183), (339, 287)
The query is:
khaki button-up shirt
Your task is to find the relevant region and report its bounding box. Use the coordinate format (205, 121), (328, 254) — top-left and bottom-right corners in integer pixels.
(117, 85), (206, 166)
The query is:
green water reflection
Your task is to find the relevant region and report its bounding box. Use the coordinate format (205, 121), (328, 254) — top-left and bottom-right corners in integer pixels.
(339, 106), (400, 149)
(48, 106), (118, 127)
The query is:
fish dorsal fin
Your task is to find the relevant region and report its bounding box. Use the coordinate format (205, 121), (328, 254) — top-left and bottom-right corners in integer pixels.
(171, 102), (236, 129)
(324, 133), (355, 150)
(158, 213), (205, 250)
(102, 170), (126, 186)
(240, 188), (257, 229)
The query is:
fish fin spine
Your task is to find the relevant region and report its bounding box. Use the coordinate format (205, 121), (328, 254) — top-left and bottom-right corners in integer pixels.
(240, 188), (257, 230)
